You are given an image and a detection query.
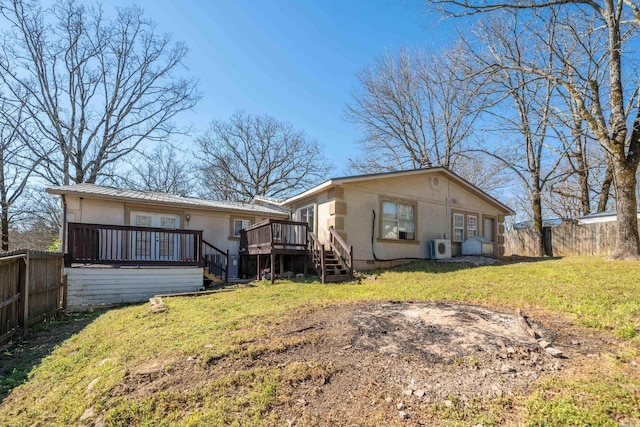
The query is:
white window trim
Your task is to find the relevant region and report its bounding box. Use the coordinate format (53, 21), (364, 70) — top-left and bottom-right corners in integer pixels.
(233, 219), (252, 237)
(453, 213), (465, 243)
(297, 204), (315, 233)
(467, 215), (478, 238)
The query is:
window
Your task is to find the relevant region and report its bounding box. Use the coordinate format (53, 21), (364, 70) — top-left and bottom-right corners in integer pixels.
(272, 223), (282, 241)
(467, 215), (478, 238)
(233, 219), (252, 237)
(159, 217), (177, 258)
(298, 205), (315, 232)
(134, 214), (153, 257)
(453, 213), (465, 243)
(382, 200), (415, 240)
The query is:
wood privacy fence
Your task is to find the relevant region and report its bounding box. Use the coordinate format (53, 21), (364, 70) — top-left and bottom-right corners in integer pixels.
(504, 221), (621, 257)
(0, 249), (66, 345)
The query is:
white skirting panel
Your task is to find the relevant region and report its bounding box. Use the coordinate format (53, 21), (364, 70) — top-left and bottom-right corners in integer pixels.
(65, 266), (204, 310)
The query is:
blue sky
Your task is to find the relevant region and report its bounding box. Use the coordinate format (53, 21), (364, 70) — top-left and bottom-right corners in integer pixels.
(104, 0), (457, 174)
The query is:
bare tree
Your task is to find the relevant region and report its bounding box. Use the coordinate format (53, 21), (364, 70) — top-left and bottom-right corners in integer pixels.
(346, 46), (496, 188)
(116, 144), (196, 196)
(0, 98), (42, 251)
(428, 0), (640, 258)
(198, 111), (332, 202)
(467, 11), (565, 256)
(0, 0), (199, 186)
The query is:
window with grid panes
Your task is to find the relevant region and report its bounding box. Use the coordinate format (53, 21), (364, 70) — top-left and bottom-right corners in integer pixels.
(381, 200), (415, 240)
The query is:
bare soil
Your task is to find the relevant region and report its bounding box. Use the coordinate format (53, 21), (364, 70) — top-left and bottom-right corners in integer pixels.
(109, 301), (611, 426)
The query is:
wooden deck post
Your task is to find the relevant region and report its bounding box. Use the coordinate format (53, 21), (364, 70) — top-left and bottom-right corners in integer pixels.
(303, 254), (307, 278)
(257, 254), (261, 280)
(270, 252), (276, 284)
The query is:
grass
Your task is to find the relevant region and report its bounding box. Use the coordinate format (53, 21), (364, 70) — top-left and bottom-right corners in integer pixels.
(0, 256), (639, 426)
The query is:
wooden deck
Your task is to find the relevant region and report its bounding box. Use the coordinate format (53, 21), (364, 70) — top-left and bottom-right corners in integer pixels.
(240, 219), (309, 255)
(240, 220), (354, 284)
(240, 219), (309, 283)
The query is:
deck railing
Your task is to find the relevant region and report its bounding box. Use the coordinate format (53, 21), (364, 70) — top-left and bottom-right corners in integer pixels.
(202, 239), (229, 282)
(329, 227), (353, 277)
(308, 232), (326, 283)
(240, 219), (309, 253)
(66, 222), (202, 266)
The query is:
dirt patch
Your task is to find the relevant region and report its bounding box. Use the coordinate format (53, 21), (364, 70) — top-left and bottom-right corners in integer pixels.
(110, 302), (612, 425)
(352, 302), (543, 363)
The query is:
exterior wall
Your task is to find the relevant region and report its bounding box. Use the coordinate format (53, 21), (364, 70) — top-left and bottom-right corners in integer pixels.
(65, 266), (203, 310)
(288, 192), (332, 244)
(66, 195), (125, 225)
(338, 172), (508, 268)
(185, 211), (271, 255)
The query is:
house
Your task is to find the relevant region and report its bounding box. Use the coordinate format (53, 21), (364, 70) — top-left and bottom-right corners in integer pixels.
(47, 167), (513, 309)
(277, 167), (513, 269)
(46, 184), (290, 309)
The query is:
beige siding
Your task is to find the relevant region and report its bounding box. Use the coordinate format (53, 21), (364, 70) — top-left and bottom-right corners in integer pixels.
(66, 196), (125, 225)
(339, 172), (507, 267)
(65, 267), (203, 309)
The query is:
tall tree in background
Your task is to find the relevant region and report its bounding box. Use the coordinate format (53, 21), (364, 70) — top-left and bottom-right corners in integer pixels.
(117, 144), (195, 196)
(0, 0), (199, 186)
(468, 12), (565, 256)
(428, 0), (640, 259)
(0, 99), (42, 250)
(346, 46), (498, 189)
(198, 111), (332, 202)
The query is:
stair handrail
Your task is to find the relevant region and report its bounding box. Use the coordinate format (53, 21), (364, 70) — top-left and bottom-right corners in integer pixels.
(328, 227), (353, 277)
(202, 239), (229, 282)
(308, 232), (326, 284)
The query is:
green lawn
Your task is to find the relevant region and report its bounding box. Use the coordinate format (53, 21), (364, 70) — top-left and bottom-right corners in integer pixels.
(0, 256), (639, 426)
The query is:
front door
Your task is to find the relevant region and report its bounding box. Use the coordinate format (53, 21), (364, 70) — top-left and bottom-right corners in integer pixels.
(130, 212), (181, 261)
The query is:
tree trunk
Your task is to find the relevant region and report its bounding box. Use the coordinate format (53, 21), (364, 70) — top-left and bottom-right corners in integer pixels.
(609, 159), (640, 259)
(597, 161), (614, 212)
(532, 189), (544, 257)
(573, 131), (590, 215)
(1, 203), (8, 251)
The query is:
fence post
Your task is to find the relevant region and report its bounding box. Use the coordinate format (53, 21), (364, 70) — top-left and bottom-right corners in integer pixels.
(22, 250), (30, 333)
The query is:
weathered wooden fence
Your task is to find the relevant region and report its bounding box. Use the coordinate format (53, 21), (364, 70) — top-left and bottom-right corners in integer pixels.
(505, 221), (621, 257)
(0, 249), (66, 345)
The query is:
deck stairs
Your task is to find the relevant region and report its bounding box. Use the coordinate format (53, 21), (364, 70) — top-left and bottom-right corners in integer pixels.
(308, 228), (354, 284)
(203, 267), (225, 286)
(322, 249), (352, 282)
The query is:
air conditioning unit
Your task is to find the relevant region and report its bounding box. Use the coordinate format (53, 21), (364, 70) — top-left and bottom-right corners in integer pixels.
(429, 239), (451, 259)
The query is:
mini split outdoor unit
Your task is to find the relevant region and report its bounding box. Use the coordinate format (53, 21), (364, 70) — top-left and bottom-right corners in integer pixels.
(429, 239), (451, 259)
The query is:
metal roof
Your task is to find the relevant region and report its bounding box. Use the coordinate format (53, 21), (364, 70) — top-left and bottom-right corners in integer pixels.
(46, 183), (289, 216)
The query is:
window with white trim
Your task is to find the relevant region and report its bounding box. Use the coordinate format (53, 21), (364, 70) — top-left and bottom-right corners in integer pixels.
(382, 200), (415, 240)
(467, 215), (478, 238)
(298, 205), (315, 233)
(453, 213), (465, 243)
(233, 219), (252, 237)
